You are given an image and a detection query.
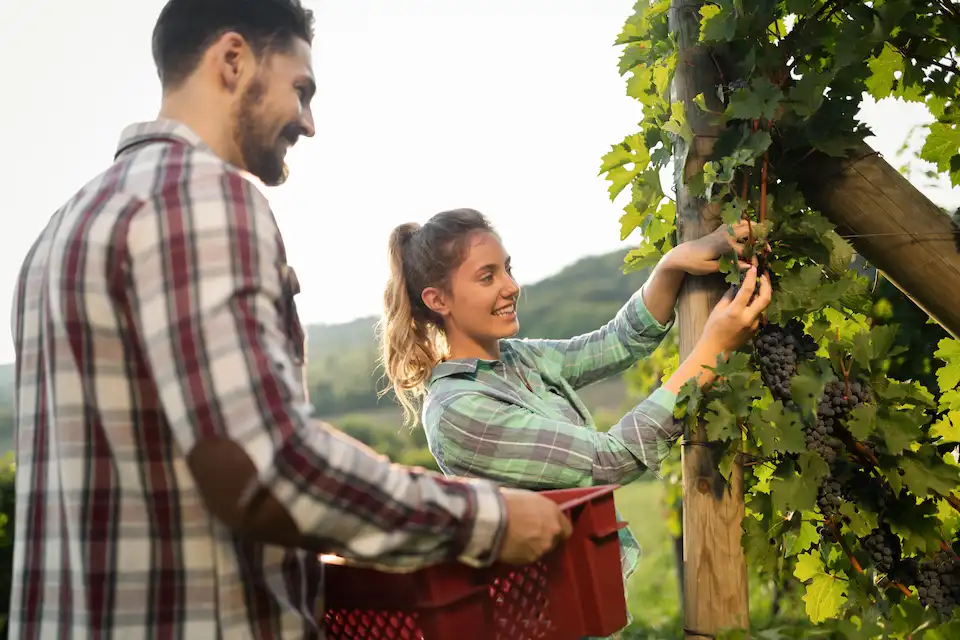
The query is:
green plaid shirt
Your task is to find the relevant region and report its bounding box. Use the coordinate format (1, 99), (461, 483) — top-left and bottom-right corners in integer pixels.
(422, 285), (682, 633)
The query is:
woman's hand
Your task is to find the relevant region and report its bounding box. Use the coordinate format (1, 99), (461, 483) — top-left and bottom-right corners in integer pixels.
(700, 266), (772, 356)
(661, 266), (772, 395)
(665, 221), (756, 276)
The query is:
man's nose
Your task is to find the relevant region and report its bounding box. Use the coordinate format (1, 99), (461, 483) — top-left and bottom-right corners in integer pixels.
(299, 109), (316, 138)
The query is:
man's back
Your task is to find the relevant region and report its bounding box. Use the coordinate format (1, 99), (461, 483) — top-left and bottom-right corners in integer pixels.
(10, 120), (322, 639)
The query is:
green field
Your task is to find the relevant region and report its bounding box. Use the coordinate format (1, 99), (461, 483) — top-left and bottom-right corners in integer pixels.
(614, 481), (684, 637)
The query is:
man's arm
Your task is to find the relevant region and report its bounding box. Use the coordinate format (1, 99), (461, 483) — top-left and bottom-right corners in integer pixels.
(123, 165), (505, 570)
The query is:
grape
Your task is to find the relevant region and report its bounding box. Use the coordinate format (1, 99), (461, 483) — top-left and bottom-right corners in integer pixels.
(817, 477), (843, 517)
(860, 523), (901, 575)
(916, 554), (960, 619)
(753, 320), (818, 403)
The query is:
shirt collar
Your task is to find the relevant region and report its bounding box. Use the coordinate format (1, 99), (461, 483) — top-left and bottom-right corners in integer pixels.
(428, 344), (517, 385)
(114, 119), (215, 160)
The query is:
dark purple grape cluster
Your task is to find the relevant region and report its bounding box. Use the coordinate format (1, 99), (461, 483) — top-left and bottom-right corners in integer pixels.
(805, 380), (869, 464)
(817, 477), (843, 517)
(860, 523), (901, 575)
(915, 553), (960, 619)
(753, 320), (819, 403)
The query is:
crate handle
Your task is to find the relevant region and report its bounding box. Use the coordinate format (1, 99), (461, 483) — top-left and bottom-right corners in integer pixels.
(554, 484), (620, 512)
(589, 520), (629, 543)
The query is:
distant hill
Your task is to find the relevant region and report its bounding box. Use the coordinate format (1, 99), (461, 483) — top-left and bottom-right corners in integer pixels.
(0, 248), (648, 446)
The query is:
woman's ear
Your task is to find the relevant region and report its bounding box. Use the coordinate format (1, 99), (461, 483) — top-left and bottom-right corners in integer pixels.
(421, 287), (450, 317)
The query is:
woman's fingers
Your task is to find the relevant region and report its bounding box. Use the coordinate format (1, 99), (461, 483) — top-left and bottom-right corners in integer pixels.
(731, 267), (758, 309)
(746, 272), (773, 319)
(728, 221), (752, 240)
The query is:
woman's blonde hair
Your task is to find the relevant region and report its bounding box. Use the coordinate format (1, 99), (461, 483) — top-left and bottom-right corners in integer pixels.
(378, 208), (496, 426)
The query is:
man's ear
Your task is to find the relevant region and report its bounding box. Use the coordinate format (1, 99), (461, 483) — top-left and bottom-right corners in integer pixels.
(207, 31), (254, 93)
(421, 287), (450, 318)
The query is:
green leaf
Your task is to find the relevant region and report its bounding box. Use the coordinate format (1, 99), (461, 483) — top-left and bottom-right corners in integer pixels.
(900, 455), (960, 498)
(794, 551), (849, 623)
(786, 520), (820, 556)
(935, 338), (960, 392)
(794, 551), (824, 583)
(693, 92), (709, 113)
(662, 113), (694, 145)
(931, 413), (960, 444)
(920, 123), (960, 176)
(790, 361), (833, 417)
(755, 400), (806, 455)
(803, 574), (848, 624)
(839, 502), (876, 538)
(845, 403), (876, 441)
(787, 71), (831, 119)
(771, 465), (818, 514)
(724, 77), (784, 122)
(865, 46), (902, 100)
(877, 407), (924, 455)
(699, 3), (736, 42)
(704, 399), (739, 441)
(599, 134), (651, 200)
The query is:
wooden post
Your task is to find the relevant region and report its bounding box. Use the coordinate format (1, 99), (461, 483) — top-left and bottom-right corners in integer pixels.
(670, 1), (751, 638)
(796, 143), (960, 341)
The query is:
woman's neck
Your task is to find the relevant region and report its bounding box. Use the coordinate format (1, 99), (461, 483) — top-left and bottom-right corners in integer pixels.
(446, 332), (501, 362)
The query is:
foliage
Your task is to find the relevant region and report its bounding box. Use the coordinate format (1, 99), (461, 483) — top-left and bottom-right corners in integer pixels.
(602, 0), (960, 636)
(0, 454), (13, 639)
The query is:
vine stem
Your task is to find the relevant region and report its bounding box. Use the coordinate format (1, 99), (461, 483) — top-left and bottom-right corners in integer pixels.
(938, 539), (960, 562)
(826, 519), (863, 573)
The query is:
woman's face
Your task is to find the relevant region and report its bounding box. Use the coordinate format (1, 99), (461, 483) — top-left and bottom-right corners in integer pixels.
(423, 231), (521, 353)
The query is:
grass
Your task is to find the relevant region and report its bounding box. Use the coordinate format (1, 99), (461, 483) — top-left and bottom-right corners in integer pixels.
(614, 481), (684, 638)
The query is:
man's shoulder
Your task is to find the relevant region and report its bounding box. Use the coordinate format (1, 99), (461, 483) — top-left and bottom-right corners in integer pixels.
(117, 139), (267, 209)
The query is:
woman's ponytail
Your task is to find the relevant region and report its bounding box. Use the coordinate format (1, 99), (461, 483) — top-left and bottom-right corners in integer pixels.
(378, 223), (443, 426)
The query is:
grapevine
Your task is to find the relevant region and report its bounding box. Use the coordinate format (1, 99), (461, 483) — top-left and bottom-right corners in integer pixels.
(602, 0), (960, 637)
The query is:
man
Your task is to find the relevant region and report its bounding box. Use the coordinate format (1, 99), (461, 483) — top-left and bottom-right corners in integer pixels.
(9, 1), (571, 637)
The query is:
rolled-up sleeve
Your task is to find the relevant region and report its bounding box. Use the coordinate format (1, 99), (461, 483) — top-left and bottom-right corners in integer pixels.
(123, 162), (506, 570)
(425, 385), (682, 488)
(516, 284), (673, 390)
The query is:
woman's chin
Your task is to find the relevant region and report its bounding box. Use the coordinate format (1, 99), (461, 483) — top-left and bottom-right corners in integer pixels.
(498, 318), (520, 338)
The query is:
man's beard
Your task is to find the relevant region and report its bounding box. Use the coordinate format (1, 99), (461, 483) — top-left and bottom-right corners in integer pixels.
(235, 77), (297, 187)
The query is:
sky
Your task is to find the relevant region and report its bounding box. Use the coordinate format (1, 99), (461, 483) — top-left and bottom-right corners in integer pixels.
(0, 0), (957, 365)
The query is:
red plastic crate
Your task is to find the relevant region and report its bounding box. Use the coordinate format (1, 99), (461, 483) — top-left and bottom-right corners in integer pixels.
(321, 485), (628, 640)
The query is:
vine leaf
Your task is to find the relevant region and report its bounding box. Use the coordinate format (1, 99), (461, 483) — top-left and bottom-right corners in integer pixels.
(839, 502), (876, 538)
(786, 520), (819, 556)
(930, 413), (960, 444)
(874, 407), (923, 456)
(934, 338), (960, 392)
(704, 399), (738, 441)
(599, 134), (651, 200)
(662, 103), (694, 144)
(724, 78), (784, 122)
(846, 403), (876, 441)
(790, 361), (832, 417)
(698, 2), (736, 43)
(920, 124), (960, 187)
(794, 551), (848, 623)
(899, 454), (960, 499)
(864, 46), (902, 100)
(771, 465), (818, 514)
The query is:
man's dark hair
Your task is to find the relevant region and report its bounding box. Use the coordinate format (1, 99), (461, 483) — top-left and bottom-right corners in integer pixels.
(152, 0), (315, 89)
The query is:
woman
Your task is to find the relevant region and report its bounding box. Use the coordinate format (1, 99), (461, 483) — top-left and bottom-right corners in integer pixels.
(378, 208), (770, 635)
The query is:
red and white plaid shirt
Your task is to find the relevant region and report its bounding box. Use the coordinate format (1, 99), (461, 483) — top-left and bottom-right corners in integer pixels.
(9, 119), (507, 639)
